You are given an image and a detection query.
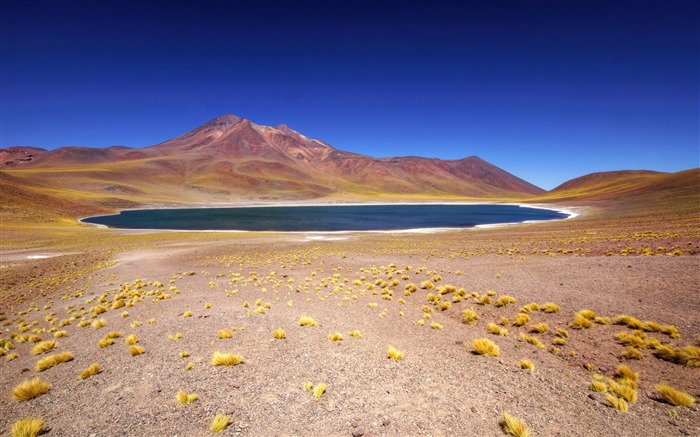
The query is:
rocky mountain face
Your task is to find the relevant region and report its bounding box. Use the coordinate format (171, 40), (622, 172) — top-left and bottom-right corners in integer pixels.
(1, 114), (544, 202)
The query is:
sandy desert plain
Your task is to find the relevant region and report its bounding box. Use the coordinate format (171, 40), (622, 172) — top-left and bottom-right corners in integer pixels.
(1, 171), (699, 436)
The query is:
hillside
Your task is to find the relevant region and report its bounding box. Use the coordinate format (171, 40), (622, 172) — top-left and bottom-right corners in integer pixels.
(0, 115), (543, 214)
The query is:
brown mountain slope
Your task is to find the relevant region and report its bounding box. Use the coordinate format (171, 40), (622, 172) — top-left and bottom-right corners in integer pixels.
(0, 115), (544, 211)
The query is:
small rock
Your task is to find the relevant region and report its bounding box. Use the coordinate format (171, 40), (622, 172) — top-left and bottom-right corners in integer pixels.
(470, 407), (477, 413)
(352, 429), (365, 437)
(382, 419), (390, 426)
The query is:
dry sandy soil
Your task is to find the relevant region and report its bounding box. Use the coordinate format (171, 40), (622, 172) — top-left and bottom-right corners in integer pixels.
(1, 201), (699, 436)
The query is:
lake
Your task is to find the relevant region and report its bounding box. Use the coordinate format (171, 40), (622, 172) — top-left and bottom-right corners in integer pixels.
(81, 204), (570, 232)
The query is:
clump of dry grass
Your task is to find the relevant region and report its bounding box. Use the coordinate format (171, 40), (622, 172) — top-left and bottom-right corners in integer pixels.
(273, 328), (286, 339)
(570, 311), (594, 329)
(349, 330), (363, 338)
(519, 333), (545, 349)
(218, 329), (232, 339)
(472, 338), (500, 356)
(11, 416), (44, 437)
(589, 380), (607, 392)
(212, 352), (244, 366)
(431, 322), (443, 330)
(530, 323), (549, 333)
(176, 390), (198, 405)
(462, 307), (479, 325)
(622, 347), (643, 360)
(36, 351), (73, 371)
(519, 302), (540, 313)
(512, 313), (530, 327)
(678, 345), (700, 367)
(540, 302), (560, 313)
(313, 383), (327, 398)
(487, 323), (507, 336)
(500, 412), (529, 437)
(12, 377), (51, 401)
(606, 394), (629, 412)
(129, 345), (144, 356)
(31, 340), (58, 355)
(517, 359), (534, 372)
(299, 316), (317, 327)
(328, 332), (344, 341)
(655, 383), (695, 407)
(661, 324), (681, 339)
(98, 338), (114, 348)
(125, 334), (138, 345)
(387, 346), (404, 360)
(78, 363), (102, 380)
(615, 364), (639, 384)
(210, 414), (231, 433)
(91, 319), (107, 329)
(495, 296), (517, 307)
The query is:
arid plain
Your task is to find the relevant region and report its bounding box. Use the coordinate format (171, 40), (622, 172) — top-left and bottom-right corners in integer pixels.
(1, 118), (698, 436)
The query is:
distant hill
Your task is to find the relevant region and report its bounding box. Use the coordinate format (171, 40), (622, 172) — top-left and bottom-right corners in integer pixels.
(0, 114), (544, 205)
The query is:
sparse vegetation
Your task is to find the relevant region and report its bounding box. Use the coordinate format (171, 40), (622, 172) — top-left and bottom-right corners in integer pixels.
(655, 383), (695, 407)
(472, 338), (500, 356)
(210, 414), (231, 433)
(212, 351), (244, 366)
(36, 351), (73, 371)
(78, 363), (102, 380)
(176, 390), (198, 405)
(11, 417), (45, 437)
(12, 377), (51, 401)
(500, 412), (529, 437)
(388, 346), (404, 360)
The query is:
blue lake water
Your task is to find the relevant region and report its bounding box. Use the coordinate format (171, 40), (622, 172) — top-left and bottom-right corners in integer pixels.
(81, 204), (569, 232)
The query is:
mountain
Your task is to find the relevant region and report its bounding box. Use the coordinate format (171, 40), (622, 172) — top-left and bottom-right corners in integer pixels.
(0, 115), (544, 209)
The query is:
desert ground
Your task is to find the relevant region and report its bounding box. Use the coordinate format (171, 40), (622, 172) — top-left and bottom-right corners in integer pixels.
(1, 197), (699, 436)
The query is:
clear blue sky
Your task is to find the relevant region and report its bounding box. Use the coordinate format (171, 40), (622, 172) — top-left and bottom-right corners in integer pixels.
(1, 0), (698, 190)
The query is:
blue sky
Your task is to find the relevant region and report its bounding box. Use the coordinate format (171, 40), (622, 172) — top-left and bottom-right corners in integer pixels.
(1, 0), (698, 190)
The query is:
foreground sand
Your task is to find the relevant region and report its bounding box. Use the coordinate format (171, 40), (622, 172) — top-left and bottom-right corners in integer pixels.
(1, 202), (699, 436)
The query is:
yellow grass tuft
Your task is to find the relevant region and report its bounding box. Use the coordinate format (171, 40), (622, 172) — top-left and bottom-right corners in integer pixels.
(387, 346), (404, 360)
(472, 338), (500, 356)
(530, 323), (549, 333)
(519, 302), (539, 313)
(500, 412), (529, 437)
(313, 383), (327, 398)
(607, 394), (629, 412)
(184, 362), (194, 371)
(519, 333), (545, 349)
(570, 312), (593, 329)
(212, 351), (244, 366)
(273, 328), (286, 339)
(91, 319), (107, 329)
(78, 363), (102, 380)
(349, 330), (363, 338)
(98, 338), (114, 348)
(129, 345), (144, 356)
(176, 390), (198, 405)
(36, 351), (73, 371)
(462, 307), (479, 325)
(553, 338), (567, 346)
(31, 340), (58, 355)
(678, 345), (700, 367)
(125, 334), (138, 345)
(589, 380), (607, 392)
(616, 364), (639, 383)
(661, 324), (681, 338)
(622, 347), (643, 360)
(54, 330), (67, 338)
(302, 382), (313, 391)
(299, 316), (317, 327)
(517, 359), (534, 372)
(653, 344), (678, 363)
(540, 302), (560, 313)
(655, 383), (695, 407)
(495, 295), (517, 307)
(431, 322), (443, 330)
(512, 313), (529, 327)
(609, 380), (637, 403)
(218, 330), (232, 339)
(11, 416), (44, 437)
(6, 352), (18, 361)
(210, 413), (231, 433)
(328, 332), (344, 341)
(487, 323), (507, 336)
(12, 377), (51, 401)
